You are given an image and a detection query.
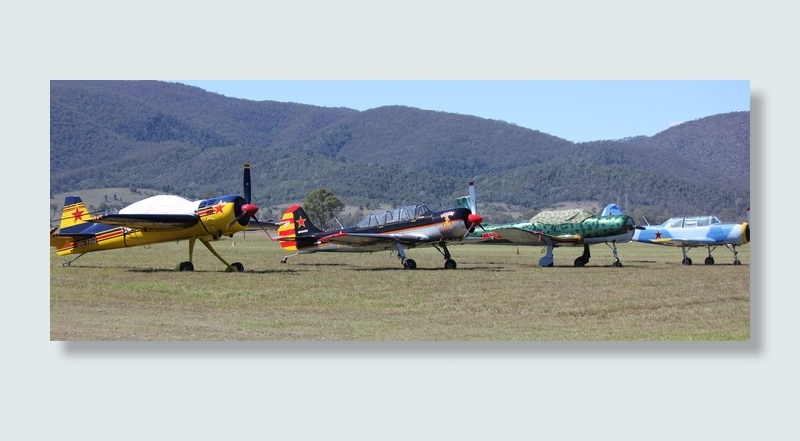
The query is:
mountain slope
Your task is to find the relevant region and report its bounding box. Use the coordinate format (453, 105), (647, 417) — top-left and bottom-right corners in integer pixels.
(49, 80), (750, 223)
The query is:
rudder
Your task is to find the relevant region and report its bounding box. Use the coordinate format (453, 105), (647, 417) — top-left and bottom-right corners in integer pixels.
(601, 203), (623, 216)
(277, 205), (322, 251)
(59, 196), (91, 230)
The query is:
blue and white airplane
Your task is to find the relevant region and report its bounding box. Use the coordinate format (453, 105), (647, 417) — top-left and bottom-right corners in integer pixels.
(631, 208), (750, 265)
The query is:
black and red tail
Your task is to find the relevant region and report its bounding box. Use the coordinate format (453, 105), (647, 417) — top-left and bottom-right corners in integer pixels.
(276, 205), (323, 251)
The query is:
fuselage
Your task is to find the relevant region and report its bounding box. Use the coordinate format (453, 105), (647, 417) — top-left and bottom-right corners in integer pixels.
(468, 214), (636, 246)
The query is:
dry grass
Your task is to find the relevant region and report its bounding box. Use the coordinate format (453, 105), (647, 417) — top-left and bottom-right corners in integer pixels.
(50, 235), (750, 341)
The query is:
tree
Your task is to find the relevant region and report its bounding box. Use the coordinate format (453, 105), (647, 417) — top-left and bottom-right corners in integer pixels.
(303, 188), (345, 230)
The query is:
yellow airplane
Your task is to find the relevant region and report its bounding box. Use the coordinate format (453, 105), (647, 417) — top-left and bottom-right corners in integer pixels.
(50, 163), (272, 272)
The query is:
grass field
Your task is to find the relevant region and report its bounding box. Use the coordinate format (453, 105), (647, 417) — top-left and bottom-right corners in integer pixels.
(50, 235), (750, 341)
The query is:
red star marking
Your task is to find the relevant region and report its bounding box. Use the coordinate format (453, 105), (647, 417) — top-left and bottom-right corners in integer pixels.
(655, 231), (662, 238)
(296, 217), (306, 228)
(72, 207), (84, 221)
(214, 202), (225, 214)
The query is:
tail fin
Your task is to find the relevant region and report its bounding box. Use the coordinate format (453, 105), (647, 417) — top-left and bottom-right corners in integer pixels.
(601, 203), (623, 216)
(59, 196), (92, 230)
(51, 196), (99, 251)
(276, 205), (323, 251)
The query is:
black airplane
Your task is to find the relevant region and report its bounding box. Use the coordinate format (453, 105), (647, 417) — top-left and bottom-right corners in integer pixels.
(276, 183), (483, 269)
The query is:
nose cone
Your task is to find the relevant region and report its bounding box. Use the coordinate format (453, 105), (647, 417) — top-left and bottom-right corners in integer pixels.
(241, 203), (259, 218)
(468, 213), (483, 228)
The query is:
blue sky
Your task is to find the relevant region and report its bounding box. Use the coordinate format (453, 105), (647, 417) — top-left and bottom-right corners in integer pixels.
(172, 80), (750, 143)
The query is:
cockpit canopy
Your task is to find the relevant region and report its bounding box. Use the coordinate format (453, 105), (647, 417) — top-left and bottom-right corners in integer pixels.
(661, 215), (722, 229)
(356, 204), (433, 228)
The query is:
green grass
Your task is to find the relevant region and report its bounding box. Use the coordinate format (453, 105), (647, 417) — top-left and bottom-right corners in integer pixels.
(50, 235), (750, 341)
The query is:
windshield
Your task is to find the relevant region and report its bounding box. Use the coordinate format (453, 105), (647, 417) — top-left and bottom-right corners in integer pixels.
(356, 204), (433, 228)
(661, 216), (722, 228)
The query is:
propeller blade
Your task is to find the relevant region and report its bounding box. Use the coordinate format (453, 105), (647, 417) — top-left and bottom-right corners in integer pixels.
(468, 181), (477, 214)
(462, 181), (482, 239)
(243, 163), (252, 204)
(250, 214), (276, 240)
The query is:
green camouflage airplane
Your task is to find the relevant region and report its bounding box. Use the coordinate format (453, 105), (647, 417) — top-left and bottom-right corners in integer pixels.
(463, 202), (638, 267)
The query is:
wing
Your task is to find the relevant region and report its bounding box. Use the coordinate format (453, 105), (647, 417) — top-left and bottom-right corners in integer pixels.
(484, 228), (583, 245)
(484, 228), (544, 244)
(93, 213), (200, 230)
(320, 232), (431, 251)
(642, 237), (720, 247)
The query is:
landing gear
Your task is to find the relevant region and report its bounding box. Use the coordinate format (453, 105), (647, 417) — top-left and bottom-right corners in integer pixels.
(433, 243), (458, 270)
(573, 245), (590, 267)
(703, 246), (715, 265)
(174, 237), (245, 272)
(394, 242), (460, 270)
(61, 253), (86, 267)
(548, 241), (623, 268)
(606, 241), (623, 267)
(227, 262), (245, 272)
(680, 244), (743, 266)
(681, 246), (693, 265)
(395, 242), (417, 270)
(728, 244), (742, 265)
(538, 237), (555, 267)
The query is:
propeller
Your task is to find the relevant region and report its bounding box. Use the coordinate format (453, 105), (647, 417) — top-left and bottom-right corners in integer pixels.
(228, 163), (278, 240)
(228, 163), (262, 230)
(464, 181), (484, 238)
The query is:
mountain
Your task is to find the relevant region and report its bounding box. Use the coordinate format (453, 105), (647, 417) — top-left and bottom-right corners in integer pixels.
(50, 80), (750, 223)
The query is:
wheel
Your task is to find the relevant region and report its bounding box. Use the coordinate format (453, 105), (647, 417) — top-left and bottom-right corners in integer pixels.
(682, 257), (692, 265)
(444, 259), (457, 269)
(734, 260), (742, 266)
(178, 261), (194, 271)
(704, 257), (715, 265)
(403, 259), (417, 270)
(574, 258), (586, 267)
(612, 260), (622, 268)
(228, 262), (244, 272)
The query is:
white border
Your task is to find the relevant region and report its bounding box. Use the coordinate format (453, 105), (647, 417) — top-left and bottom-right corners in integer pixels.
(14, 1), (790, 439)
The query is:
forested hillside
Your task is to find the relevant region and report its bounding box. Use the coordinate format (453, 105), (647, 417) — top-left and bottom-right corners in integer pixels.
(50, 80), (750, 223)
